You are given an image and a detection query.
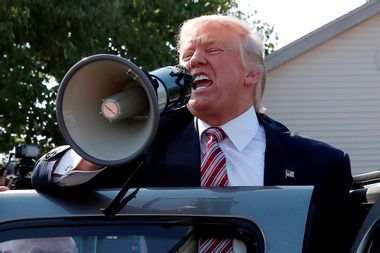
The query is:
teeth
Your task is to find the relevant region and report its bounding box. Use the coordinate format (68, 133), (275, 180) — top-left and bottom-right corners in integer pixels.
(192, 74), (211, 90)
(193, 75), (209, 82)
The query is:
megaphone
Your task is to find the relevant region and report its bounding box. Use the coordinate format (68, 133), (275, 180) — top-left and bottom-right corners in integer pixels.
(56, 54), (192, 166)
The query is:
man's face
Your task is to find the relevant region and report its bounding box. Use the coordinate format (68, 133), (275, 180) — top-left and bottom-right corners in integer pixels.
(179, 23), (256, 125)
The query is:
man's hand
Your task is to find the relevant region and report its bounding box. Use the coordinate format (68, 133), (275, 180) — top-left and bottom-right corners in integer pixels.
(76, 159), (104, 171)
(0, 186), (9, 191)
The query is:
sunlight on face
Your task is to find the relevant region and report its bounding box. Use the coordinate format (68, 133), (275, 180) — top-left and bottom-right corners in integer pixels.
(178, 21), (255, 125)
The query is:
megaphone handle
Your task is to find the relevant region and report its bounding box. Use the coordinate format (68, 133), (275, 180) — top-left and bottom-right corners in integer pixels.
(101, 161), (143, 217)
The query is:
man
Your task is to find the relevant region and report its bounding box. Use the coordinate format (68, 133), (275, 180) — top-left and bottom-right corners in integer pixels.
(32, 15), (353, 252)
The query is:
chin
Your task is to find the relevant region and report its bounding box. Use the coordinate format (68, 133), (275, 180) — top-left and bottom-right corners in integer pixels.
(187, 100), (211, 117)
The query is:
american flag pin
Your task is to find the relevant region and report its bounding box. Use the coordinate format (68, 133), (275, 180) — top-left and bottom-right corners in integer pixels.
(285, 169), (295, 179)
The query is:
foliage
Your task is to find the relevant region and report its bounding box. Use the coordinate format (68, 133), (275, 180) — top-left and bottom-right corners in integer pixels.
(0, 0), (276, 154)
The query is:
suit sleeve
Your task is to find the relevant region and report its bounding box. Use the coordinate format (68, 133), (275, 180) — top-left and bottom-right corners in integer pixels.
(339, 152), (353, 201)
(31, 145), (71, 192)
(307, 150), (353, 253)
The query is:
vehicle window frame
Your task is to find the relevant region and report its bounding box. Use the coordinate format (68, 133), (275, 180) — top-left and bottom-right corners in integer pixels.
(0, 216), (265, 253)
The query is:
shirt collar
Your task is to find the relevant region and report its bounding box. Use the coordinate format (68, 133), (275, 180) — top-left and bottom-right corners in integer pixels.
(197, 106), (259, 152)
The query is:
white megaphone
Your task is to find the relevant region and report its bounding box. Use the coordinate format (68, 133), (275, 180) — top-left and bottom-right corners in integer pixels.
(56, 54), (192, 166)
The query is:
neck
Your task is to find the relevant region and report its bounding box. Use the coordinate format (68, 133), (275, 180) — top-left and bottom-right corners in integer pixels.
(198, 105), (253, 126)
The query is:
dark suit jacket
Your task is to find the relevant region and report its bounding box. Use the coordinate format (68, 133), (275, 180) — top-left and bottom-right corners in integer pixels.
(32, 107), (353, 252)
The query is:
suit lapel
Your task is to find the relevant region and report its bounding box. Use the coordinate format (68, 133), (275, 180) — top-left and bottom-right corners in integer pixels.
(143, 111), (201, 187)
(164, 121), (201, 185)
(257, 114), (298, 185)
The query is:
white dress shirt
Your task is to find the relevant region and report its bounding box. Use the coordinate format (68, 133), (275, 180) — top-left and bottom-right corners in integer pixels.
(53, 149), (106, 186)
(198, 106), (266, 186)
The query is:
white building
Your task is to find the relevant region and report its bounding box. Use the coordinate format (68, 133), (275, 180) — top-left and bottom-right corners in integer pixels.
(263, 1), (380, 175)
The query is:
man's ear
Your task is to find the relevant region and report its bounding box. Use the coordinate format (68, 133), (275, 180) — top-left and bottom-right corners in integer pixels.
(244, 70), (260, 87)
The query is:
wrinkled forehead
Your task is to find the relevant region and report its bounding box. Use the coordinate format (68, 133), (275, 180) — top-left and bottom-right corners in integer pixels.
(178, 21), (243, 52)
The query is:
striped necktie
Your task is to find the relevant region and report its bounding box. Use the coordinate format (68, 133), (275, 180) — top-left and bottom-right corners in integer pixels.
(200, 127), (233, 253)
(201, 127), (228, 187)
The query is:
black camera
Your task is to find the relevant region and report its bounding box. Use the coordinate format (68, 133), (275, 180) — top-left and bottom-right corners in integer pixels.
(6, 144), (40, 189)
(15, 144), (40, 159)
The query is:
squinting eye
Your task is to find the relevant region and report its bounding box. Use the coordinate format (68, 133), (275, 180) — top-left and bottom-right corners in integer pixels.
(182, 54), (193, 61)
(207, 48), (222, 54)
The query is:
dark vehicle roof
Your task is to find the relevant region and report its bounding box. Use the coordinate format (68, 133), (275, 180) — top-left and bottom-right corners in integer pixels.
(0, 186), (313, 253)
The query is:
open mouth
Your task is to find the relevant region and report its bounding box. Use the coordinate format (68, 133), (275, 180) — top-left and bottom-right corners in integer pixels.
(192, 75), (212, 90)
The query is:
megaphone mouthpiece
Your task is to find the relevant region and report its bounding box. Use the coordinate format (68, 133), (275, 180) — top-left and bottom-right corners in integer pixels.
(149, 65), (192, 114)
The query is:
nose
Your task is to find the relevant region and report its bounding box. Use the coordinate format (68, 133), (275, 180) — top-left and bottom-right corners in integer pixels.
(188, 50), (207, 69)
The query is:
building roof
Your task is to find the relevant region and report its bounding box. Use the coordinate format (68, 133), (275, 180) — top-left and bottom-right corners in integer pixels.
(265, 0), (380, 71)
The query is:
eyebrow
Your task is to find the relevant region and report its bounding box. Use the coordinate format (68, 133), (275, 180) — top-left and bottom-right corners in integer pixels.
(195, 36), (223, 46)
(180, 37), (224, 53)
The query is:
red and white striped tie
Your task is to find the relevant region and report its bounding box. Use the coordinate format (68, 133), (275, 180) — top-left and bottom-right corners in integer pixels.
(200, 127), (233, 253)
(199, 238), (233, 253)
(201, 127), (228, 187)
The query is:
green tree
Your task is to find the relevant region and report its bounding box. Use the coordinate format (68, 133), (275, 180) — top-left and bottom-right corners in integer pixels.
(0, 0), (276, 154)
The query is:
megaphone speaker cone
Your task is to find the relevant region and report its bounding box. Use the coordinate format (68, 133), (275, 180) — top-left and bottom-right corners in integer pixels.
(56, 54), (159, 166)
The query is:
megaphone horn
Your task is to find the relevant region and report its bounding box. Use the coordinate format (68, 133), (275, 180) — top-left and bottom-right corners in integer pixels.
(56, 54), (192, 166)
